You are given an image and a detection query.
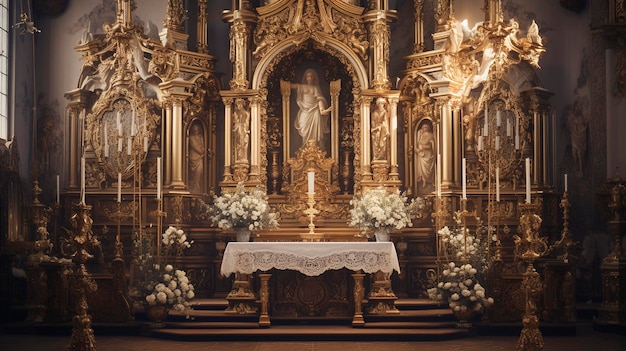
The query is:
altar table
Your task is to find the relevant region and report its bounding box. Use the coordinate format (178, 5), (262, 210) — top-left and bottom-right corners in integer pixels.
(220, 242), (401, 326)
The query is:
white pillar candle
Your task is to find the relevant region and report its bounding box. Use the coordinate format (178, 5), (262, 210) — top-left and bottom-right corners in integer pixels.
(515, 117), (520, 150)
(495, 167), (500, 202)
(131, 110), (136, 136)
(157, 157), (162, 199)
(80, 157), (86, 204)
(462, 158), (467, 199)
(56, 175), (60, 204)
(564, 173), (568, 192)
(437, 153), (442, 197)
(525, 158), (531, 203)
(104, 125), (109, 147)
(483, 108), (489, 137)
(117, 172), (122, 203)
(307, 171), (315, 194)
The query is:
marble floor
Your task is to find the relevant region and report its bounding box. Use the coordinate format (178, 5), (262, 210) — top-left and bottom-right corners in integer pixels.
(1, 323), (624, 351)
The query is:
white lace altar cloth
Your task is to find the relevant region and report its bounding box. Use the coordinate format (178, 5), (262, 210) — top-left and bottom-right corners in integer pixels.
(220, 242), (400, 277)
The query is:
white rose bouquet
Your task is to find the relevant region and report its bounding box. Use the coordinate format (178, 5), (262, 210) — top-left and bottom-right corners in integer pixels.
(129, 226), (195, 317)
(209, 182), (279, 231)
(427, 211), (494, 314)
(349, 187), (424, 235)
(144, 264), (195, 313)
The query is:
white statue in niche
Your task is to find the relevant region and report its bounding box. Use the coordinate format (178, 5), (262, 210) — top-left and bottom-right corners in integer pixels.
(415, 121), (435, 190)
(290, 68), (333, 150)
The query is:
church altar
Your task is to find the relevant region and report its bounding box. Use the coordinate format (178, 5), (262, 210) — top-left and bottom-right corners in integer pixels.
(220, 242), (400, 326)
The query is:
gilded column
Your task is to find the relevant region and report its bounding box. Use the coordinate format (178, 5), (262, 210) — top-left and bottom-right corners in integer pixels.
(249, 96), (261, 181)
(330, 80), (342, 163)
(280, 80), (291, 166)
(453, 106), (462, 187)
(197, 0), (208, 54)
(389, 96), (399, 180)
(161, 81), (192, 189)
(368, 11), (391, 91)
(163, 101), (173, 186)
(413, 0), (425, 53)
(361, 97), (372, 179)
(64, 89), (92, 190)
(222, 5), (256, 91)
(223, 97), (233, 181)
(171, 96), (185, 188)
(440, 99), (454, 188)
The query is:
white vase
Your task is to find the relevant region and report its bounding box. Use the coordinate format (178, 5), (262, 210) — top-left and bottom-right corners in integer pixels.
(236, 227), (251, 242)
(374, 228), (391, 242)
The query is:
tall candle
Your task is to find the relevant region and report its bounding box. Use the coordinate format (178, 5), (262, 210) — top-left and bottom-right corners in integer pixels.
(564, 173), (568, 192)
(462, 158), (467, 199)
(80, 157), (85, 204)
(104, 125), (109, 147)
(515, 117), (520, 150)
(495, 167), (500, 202)
(525, 158), (531, 203)
(157, 157), (162, 199)
(307, 171), (315, 194)
(117, 172), (122, 203)
(56, 174), (60, 204)
(131, 109), (136, 136)
(437, 153), (442, 197)
(483, 108), (489, 136)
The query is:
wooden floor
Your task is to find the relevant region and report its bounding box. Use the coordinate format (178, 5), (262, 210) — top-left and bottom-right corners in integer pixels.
(2, 299), (624, 350)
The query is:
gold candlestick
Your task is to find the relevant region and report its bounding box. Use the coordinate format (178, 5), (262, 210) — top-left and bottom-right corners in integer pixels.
(67, 202), (98, 351)
(515, 200), (548, 351)
(303, 192), (319, 234)
(299, 192), (325, 242)
(552, 191), (575, 262)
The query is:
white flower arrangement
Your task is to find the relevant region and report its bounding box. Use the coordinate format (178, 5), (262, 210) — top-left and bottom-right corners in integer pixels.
(427, 262), (494, 313)
(209, 182), (279, 231)
(129, 226), (195, 317)
(348, 187), (424, 235)
(144, 264), (195, 313)
(161, 226), (193, 258)
(427, 211), (494, 314)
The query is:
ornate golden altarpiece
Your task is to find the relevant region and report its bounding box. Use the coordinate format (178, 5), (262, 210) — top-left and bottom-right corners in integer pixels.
(9, 0), (572, 325)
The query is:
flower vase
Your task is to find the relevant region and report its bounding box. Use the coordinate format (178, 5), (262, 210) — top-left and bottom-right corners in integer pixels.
(236, 227), (251, 242)
(374, 228), (391, 242)
(453, 308), (476, 328)
(145, 304), (169, 325)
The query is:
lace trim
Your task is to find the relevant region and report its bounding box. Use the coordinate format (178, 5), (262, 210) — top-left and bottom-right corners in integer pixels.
(223, 250), (396, 276)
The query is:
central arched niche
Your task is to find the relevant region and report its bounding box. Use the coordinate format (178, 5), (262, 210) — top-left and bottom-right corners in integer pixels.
(263, 44), (356, 195)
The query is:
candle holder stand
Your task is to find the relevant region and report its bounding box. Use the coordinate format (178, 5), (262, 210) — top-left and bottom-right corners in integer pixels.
(301, 192), (324, 241)
(67, 202), (98, 351)
(514, 200), (548, 351)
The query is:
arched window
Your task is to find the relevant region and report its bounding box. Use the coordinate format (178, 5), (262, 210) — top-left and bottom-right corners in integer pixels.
(0, 0), (9, 140)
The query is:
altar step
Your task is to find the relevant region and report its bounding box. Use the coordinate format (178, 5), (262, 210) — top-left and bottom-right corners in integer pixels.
(147, 298), (471, 341)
